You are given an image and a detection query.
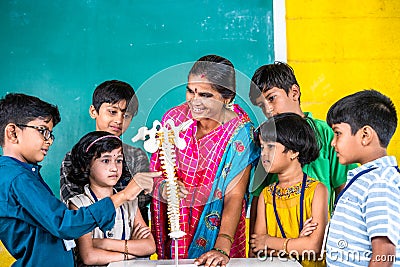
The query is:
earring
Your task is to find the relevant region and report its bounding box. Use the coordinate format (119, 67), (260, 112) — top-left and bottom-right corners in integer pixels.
(225, 100), (234, 111)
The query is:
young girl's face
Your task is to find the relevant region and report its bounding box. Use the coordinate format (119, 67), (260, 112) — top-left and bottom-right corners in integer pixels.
(260, 139), (292, 173)
(89, 147), (123, 187)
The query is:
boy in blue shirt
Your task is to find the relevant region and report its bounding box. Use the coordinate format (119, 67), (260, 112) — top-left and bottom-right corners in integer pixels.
(0, 93), (159, 266)
(326, 89), (400, 266)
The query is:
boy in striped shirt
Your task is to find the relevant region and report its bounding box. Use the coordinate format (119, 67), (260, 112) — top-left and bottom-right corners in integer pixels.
(326, 89), (400, 266)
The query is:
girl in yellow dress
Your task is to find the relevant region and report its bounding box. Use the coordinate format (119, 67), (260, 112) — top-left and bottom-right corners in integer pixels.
(250, 113), (328, 267)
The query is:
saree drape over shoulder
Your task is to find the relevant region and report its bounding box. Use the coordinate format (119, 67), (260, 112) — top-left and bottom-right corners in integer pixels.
(150, 103), (259, 259)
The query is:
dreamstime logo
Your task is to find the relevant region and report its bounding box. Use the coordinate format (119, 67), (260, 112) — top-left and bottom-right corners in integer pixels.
(253, 241), (396, 264)
(255, 246), (324, 262)
(122, 60), (275, 205)
(337, 239), (348, 249)
(327, 244), (396, 263)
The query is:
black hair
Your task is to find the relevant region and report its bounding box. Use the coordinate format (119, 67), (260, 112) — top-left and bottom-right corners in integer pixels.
(327, 89), (397, 148)
(0, 93), (61, 145)
(259, 113), (320, 166)
(249, 61), (300, 105)
(68, 131), (124, 186)
(92, 80), (138, 116)
(188, 54), (236, 102)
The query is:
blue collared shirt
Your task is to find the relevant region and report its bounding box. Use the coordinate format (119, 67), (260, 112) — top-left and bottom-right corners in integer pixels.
(326, 156), (400, 266)
(0, 156), (116, 267)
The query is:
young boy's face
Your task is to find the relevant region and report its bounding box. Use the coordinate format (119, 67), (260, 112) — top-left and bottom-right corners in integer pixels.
(254, 87), (299, 118)
(90, 100), (132, 137)
(331, 123), (361, 165)
(89, 147), (123, 188)
(15, 118), (54, 164)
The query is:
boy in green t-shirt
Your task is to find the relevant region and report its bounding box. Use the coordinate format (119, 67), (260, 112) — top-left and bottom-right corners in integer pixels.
(248, 62), (357, 257)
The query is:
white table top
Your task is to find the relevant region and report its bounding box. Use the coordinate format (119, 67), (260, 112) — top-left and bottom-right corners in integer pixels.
(108, 258), (302, 266)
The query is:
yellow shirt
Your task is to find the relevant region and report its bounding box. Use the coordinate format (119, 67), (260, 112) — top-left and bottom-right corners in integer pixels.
(263, 177), (325, 267)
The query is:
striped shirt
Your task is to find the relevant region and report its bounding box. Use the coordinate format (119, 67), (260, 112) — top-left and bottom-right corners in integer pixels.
(326, 156), (400, 266)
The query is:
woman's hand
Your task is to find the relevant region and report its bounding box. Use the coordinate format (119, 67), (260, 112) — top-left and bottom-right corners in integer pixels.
(131, 223), (151, 239)
(176, 181), (189, 198)
(299, 217), (318, 237)
(194, 248), (230, 267)
(161, 180), (189, 201)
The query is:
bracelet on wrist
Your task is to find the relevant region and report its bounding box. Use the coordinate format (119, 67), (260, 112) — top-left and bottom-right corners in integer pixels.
(218, 233), (234, 244)
(283, 238), (291, 255)
(211, 247), (230, 259)
(124, 239), (129, 260)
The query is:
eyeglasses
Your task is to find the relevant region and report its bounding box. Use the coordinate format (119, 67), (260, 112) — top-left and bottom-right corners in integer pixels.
(16, 124), (55, 141)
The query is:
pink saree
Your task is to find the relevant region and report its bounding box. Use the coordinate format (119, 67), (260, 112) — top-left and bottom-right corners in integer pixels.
(150, 103), (258, 259)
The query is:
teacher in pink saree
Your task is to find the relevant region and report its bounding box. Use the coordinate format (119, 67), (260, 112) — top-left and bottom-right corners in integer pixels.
(150, 54), (259, 267)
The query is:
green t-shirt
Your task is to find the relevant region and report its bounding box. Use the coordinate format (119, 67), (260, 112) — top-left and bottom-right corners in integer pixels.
(251, 112), (358, 211)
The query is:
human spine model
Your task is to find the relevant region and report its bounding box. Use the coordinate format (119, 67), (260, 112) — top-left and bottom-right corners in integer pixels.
(132, 119), (192, 239)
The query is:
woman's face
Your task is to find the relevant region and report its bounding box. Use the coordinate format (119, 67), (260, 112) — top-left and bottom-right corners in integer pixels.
(186, 74), (227, 123)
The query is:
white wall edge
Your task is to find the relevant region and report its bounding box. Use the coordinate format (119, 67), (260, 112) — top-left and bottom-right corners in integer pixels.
(273, 0), (287, 62)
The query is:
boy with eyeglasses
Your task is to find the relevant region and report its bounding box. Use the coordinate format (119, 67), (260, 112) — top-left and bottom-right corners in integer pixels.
(14, 124), (55, 141)
(0, 93), (159, 266)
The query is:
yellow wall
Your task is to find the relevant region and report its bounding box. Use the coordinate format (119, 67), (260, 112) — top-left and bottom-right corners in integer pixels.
(286, 0), (400, 158)
(0, 241), (15, 266)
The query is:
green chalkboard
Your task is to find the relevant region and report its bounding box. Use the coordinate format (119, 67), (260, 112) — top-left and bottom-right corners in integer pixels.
(0, 0), (274, 196)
